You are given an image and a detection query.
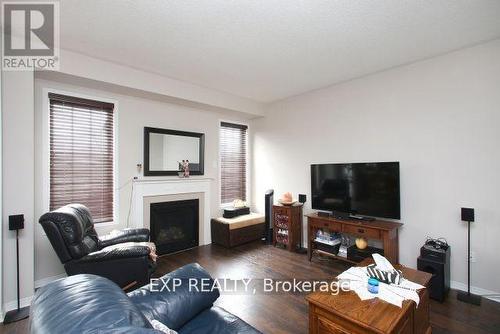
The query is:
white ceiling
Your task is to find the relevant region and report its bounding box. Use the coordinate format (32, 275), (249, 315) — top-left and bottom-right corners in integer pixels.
(60, 0), (500, 103)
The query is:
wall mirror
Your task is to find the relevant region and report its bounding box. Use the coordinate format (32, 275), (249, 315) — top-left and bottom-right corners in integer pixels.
(144, 127), (205, 176)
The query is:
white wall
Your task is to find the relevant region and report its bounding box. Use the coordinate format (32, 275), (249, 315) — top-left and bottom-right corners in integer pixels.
(2, 71), (35, 309)
(57, 50), (265, 117)
(34, 78), (251, 283)
(251, 40), (500, 293)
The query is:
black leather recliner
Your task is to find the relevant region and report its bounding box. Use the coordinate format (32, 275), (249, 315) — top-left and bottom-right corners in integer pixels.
(39, 204), (156, 288)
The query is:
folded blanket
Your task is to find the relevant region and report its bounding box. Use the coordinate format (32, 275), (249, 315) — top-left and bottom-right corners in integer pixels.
(114, 241), (158, 262)
(141, 242), (158, 262)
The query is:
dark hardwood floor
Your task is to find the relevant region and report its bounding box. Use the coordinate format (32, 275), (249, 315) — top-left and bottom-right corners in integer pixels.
(1, 242), (499, 333)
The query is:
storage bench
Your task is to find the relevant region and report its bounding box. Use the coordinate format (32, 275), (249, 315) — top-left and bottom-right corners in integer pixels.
(211, 213), (265, 248)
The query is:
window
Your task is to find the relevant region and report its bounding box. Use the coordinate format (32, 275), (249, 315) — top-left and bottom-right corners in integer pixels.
(49, 93), (115, 223)
(220, 122), (248, 205)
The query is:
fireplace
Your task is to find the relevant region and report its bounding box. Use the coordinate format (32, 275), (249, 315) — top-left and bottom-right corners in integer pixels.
(150, 199), (199, 255)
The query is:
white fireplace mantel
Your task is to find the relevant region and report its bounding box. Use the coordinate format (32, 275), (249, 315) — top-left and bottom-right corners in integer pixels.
(131, 177), (213, 245)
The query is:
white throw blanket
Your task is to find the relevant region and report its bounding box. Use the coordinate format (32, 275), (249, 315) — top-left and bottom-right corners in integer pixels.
(337, 254), (425, 308)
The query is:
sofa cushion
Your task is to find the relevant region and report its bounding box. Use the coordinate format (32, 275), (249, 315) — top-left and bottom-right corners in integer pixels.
(85, 327), (161, 334)
(178, 306), (262, 334)
(215, 213), (265, 230)
(128, 263), (220, 330)
(30, 274), (151, 334)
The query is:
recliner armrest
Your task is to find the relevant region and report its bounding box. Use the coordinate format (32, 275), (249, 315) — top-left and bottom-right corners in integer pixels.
(128, 263), (220, 331)
(99, 228), (150, 248)
(80, 244), (151, 263)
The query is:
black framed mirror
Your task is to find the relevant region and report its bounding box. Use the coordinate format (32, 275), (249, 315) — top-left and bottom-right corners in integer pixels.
(144, 127), (205, 176)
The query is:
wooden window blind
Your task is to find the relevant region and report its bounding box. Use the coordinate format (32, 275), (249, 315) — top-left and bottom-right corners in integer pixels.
(49, 93), (115, 223)
(220, 122), (248, 204)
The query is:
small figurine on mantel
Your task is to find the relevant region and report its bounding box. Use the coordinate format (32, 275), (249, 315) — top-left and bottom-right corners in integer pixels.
(178, 160), (190, 178)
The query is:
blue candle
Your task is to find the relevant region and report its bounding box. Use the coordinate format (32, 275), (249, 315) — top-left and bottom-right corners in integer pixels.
(368, 278), (379, 294)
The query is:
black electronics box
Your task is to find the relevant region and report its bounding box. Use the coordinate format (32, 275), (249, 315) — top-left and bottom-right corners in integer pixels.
(347, 245), (384, 263)
(418, 240), (450, 302)
(223, 206), (250, 219)
(314, 241), (341, 255)
(420, 243), (450, 263)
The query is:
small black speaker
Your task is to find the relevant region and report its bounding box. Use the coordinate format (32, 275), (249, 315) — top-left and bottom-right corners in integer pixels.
(418, 256), (450, 302)
(461, 207), (475, 222)
(298, 194), (306, 204)
(9, 214), (25, 231)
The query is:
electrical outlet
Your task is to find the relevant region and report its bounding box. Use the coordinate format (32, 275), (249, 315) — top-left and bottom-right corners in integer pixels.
(469, 250), (477, 263)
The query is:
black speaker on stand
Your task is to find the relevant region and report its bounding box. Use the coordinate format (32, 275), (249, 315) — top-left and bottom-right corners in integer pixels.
(457, 207), (481, 306)
(263, 190), (274, 244)
(4, 214), (30, 324)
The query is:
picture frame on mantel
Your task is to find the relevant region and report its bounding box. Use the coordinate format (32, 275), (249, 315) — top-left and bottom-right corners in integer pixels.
(144, 127), (205, 176)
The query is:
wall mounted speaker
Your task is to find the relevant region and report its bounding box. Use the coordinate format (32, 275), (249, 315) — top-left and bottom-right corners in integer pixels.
(461, 208), (475, 222)
(298, 194), (307, 204)
(9, 214), (24, 231)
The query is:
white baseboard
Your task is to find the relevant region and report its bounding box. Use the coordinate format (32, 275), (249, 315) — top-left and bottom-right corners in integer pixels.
(34, 273), (66, 289)
(451, 280), (500, 303)
(0, 274), (67, 321)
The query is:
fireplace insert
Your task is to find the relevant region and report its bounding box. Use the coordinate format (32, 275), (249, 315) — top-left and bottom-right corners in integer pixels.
(150, 199), (199, 255)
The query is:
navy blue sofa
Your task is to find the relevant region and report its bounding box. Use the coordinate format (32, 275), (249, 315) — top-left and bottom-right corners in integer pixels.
(30, 263), (262, 334)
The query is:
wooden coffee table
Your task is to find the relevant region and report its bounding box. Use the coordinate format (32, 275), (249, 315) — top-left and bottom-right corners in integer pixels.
(306, 259), (432, 334)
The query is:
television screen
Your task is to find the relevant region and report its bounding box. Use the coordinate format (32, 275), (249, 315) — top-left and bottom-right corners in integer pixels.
(311, 162), (400, 219)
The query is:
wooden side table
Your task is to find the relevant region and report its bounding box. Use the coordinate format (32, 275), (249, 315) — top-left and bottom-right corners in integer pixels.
(306, 258), (432, 334)
(273, 203), (303, 251)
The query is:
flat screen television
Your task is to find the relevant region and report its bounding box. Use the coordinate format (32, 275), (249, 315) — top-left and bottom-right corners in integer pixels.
(311, 162), (400, 219)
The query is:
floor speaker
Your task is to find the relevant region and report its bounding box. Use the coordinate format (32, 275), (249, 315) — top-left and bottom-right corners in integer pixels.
(417, 256), (450, 302)
(264, 189), (274, 244)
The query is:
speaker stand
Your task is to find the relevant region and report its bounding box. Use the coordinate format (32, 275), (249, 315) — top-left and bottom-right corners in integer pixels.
(457, 291), (481, 306)
(295, 246), (307, 254)
(3, 306), (30, 324)
(296, 207), (307, 254)
(263, 228), (273, 245)
(457, 220), (481, 306)
(3, 229), (30, 324)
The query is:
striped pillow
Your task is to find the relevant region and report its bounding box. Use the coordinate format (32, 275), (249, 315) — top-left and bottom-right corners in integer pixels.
(366, 264), (403, 285)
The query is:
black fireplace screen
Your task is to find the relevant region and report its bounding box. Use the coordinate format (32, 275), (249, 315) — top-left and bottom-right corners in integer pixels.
(150, 199), (199, 255)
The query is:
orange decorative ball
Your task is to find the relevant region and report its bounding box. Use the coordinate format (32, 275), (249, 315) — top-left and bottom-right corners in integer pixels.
(282, 192), (293, 202)
(355, 237), (368, 250)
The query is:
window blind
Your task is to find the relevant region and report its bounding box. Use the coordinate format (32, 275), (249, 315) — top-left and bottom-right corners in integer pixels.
(220, 122), (248, 204)
(49, 93), (115, 223)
